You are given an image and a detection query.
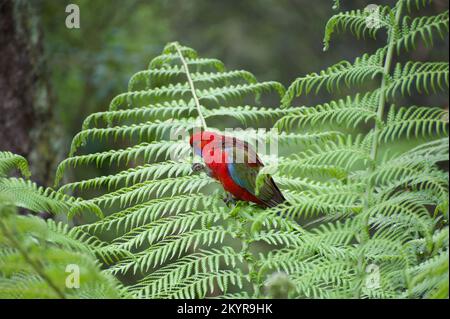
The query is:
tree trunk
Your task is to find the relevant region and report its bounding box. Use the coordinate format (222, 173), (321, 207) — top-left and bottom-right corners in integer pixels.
(0, 0), (56, 186)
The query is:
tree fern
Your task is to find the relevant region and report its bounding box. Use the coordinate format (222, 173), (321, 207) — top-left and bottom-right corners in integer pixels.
(275, 0), (448, 298)
(0, 155), (123, 298)
(0, 0), (448, 299)
(51, 41), (305, 299)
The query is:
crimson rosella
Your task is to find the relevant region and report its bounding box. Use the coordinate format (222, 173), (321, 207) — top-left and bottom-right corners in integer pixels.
(189, 131), (285, 208)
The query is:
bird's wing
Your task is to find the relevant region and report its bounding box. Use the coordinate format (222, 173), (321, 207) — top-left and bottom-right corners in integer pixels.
(224, 139), (285, 208)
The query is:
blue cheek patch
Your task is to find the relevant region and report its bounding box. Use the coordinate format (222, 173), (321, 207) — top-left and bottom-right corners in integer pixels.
(194, 146), (202, 157)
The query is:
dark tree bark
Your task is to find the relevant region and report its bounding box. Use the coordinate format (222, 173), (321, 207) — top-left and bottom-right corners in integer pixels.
(0, 0), (56, 185)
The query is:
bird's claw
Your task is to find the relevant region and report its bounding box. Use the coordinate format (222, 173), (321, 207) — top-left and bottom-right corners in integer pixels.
(223, 193), (237, 207)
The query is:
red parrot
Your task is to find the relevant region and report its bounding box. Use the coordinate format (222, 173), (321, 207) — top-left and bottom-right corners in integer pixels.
(189, 131), (285, 208)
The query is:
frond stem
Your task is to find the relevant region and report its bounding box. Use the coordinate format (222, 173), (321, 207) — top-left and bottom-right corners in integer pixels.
(174, 43), (208, 130)
(364, 2), (403, 237)
(370, 3), (403, 163)
(229, 203), (261, 298)
(356, 2), (403, 299)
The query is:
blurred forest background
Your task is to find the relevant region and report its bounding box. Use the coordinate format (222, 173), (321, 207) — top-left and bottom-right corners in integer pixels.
(0, 0), (448, 187)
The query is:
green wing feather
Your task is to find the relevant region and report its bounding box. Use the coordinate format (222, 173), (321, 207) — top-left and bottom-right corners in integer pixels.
(224, 138), (285, 208)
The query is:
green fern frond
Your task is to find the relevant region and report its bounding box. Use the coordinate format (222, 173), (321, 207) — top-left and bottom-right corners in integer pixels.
(396, 11), (449, 52)
(82, 193), (219, 234)
(149, 55), (224, 72)
(71, 119), (194, 155)
(385, 62), (449, 98)
(85, 175), (215, 210)
(280, 135), (372, 171)
(57, 141), (189, 184)
(128, 68), (257, 91)
(407, 248), (449, 298)
(399, 0), (433, 13)
(0, 203), (123, 299)
(262, 159), (349, 182)
(155, 270), (246, 299)
(48, 42), (296, 299)
(82, 100), (196, 130)
(277, 92), (379, 131)
(378, 106), (449, 142)
(0, 152), (30, 178)
(324, 6), (392, 50)
(282, 51), (385, 106)
(104, 226), (230, 275)
(59, 161), (192, 193)
(0, 178), (101, 217)
(129, 247), (243, 298)
(280, 188), (363, 219)
(205, 105), (292, 126)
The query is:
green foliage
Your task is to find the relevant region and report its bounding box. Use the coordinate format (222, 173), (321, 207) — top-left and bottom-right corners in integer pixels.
(0, 206), (124, 298)
(0, 159), (124, 299)
(0, 0), (448, 299)
(50, 41), (305, 299)
(274, 0), (448, 298)
(0, 152), (30, 178)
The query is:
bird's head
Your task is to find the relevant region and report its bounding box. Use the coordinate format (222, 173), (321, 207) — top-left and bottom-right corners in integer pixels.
(189, 131), (223, 157)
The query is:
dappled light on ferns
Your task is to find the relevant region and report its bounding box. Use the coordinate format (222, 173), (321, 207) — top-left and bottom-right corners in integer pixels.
(0, 0), (448, 299)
